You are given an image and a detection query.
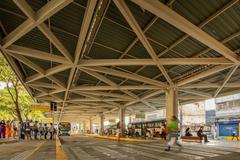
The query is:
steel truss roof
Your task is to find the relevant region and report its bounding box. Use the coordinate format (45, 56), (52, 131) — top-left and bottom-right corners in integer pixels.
(0, 0), (240, 122)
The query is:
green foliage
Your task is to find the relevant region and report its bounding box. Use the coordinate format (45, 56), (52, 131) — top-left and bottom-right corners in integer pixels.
(0, 53), (44, 121)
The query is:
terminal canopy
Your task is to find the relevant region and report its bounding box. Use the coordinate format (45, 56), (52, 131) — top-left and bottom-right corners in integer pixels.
(0, 0), (240, 122)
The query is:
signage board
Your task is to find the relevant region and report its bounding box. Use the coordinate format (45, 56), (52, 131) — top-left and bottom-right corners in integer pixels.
(32, 103), (50, 111)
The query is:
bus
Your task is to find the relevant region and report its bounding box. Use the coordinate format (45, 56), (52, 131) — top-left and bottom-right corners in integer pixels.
(58, 122), (71, 136)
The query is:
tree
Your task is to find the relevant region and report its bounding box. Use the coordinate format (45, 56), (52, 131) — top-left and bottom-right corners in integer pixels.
(0, 53), (44, 122)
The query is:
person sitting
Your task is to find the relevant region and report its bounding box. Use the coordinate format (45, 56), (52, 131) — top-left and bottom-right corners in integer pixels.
(185, 127), (192, 137)
(197, 126), (209, 143)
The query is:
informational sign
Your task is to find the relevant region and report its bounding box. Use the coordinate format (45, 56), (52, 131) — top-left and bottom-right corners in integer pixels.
(32, 103), (50, 111)
(41, 117), (53, 123)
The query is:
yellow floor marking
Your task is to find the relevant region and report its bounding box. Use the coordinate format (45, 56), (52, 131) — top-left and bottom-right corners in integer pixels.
(56, 136), (68, 160)
(94, 135), (149, 142)
(24, 141), (46, 160)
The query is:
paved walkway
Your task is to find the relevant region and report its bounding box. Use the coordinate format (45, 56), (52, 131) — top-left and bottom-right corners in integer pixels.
(61, 136), (240, 160)
(0, 140), (55, 160)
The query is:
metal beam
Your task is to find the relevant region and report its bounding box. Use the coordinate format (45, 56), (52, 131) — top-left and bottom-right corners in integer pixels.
(59, 0), (98, 122)
(180, 89), (212, 98)
(13, 0), (73, 63)
(177, 65), (233, 86)
(78, 58), (233, 66)
(71, 85), (163, 91)
(80, 66), (168, 87)
(180, 82), (240, 89)
(114, 0), (173, 85)
(214, 65), (239, 97)
(2, 0), (73, 48)
(6, 45), (70, 64)
(131, 0), (240, 63)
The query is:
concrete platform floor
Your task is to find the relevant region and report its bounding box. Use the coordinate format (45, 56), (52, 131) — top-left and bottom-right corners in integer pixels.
(61, 136), (240, 160)
(0, 140), (55, 160)
(0, 136), (239, 160)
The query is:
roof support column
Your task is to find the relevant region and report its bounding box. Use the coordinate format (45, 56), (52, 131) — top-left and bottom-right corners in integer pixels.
(99, 113), (104, 135)
(89, 119), (93, 134)
(119, 106), (126, 137)
(82, 121), (86, 134)
(166, 88), (178, 123)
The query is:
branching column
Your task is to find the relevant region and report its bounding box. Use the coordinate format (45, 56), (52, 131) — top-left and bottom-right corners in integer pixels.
(119, 106), (126, 137)
(100, 113), (104, 135)
(166, 88), (178, 122)
(89, 119), (93, 134)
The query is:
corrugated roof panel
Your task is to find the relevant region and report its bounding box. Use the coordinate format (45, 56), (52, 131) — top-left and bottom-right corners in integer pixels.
(146, 18), (184, 46)
(173, 37), (207, 58)
(88, 43), (122, 59)
(95, 19), (136, 52)
(105, 1), (131, 30)
(50, 3), (85, 36)
(150, 40), (166, 55)
(0, 0), (26, 16)
(127, 41), (151, 58)
(137, 66), (161, 79)
(203, 3), (240, 41)
(161, 50), (184, 58)
(173, 0), (229, 25)
(200, 50), (222, 58)
(0, 10), (26, 35)
(117, 66), (141, 73)
(26, 0), (46, 12)
(74, 0), (87, 7)
(225, 36), (240, 51)
(127, 0), (155, 29)
(52, 29), (78, 56)
(15, 28), (50, 53)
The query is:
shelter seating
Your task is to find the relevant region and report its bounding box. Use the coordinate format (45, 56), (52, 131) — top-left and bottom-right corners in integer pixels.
(182, 136), (202, 143)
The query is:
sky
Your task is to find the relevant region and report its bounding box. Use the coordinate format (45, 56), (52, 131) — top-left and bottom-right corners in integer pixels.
(0, 81), (6, 90)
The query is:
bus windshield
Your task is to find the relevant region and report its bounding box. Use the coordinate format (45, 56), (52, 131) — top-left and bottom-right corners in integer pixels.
(59, 122), (71, 132)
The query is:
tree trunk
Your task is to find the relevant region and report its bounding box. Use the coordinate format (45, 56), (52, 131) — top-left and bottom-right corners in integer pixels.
(15, 102), (23, 122)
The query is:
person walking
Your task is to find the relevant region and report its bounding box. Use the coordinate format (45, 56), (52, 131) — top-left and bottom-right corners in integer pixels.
(165, 116), (183, 151)
(232, 131), (239, 141)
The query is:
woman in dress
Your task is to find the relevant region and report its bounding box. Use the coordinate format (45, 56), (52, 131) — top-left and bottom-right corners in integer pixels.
(6, 120), (12, 141)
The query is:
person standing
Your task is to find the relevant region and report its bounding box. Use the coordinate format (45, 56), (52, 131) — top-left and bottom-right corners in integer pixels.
(49, 123), (54, 140)
(12, 122), (17, 139)
(6, 120), (12, 141)
(44, 124), (48, 140)
(165, 116), (183, 151)
(25, 122), (32, 140)
(0, 120), (6, 139)
(33, 121), (39, 140)
(39, 123), (44, 140)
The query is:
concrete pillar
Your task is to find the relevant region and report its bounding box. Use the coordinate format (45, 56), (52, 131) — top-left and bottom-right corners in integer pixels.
(119, 106), (126, 137)
(89, 119), (93, 134)
(83, 121), (86, 133)
(166, 88), (178, 122)
(100, 113), (104, 135)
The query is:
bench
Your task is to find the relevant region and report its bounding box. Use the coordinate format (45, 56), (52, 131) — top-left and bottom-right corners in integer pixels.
(182, 136), (202, 143)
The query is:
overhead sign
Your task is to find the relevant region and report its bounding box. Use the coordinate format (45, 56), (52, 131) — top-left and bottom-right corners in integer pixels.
(32, 103), (50, 111)
(41, 117), (53, 123)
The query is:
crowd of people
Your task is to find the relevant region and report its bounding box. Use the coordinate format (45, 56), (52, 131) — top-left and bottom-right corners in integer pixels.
(0, 120), (56, 141)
